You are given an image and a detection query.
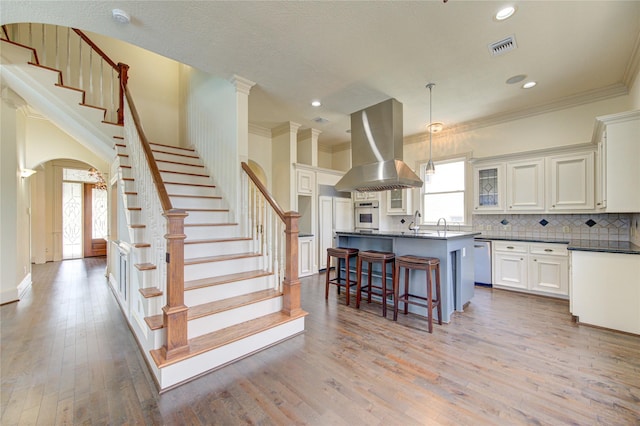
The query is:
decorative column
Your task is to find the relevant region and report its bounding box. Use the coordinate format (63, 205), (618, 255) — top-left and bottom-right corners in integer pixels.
(297, 128), (321, 167)
(271, 121), (301, 211)
(282, 211), (302, 316)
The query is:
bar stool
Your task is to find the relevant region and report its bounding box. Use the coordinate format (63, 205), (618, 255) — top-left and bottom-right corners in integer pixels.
(356, 250), (396, 317)
(325, 247), (359, 306)
(393, 255), (442, 333)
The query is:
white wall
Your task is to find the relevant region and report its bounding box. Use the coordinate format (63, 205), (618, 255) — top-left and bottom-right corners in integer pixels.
(86, 31), (181, 147)
(628, 68), (640, 111)
(248, 128), (273, 192)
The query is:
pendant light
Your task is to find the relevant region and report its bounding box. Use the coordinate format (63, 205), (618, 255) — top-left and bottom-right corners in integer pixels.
(425, 83), (436, 175)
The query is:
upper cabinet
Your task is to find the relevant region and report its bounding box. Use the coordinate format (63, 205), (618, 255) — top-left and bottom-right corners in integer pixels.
(473, 163), (505, 212)
(386, 188), (413, 215)
(473, 146), (595, 214)
(595, 110), (640, 213)
(547, 152), (594, 211)
(506, 159), (545, 211)
(296, 169), (315, 195)
(353, 191), (379, 201)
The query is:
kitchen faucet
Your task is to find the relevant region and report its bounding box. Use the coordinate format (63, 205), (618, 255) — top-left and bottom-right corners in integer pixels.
(437, 217), (447, 232)
(408, 210), (421, 233)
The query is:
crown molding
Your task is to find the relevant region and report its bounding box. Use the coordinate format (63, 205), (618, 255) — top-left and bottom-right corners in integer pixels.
(248, 122), (272, 138)
(271, 121), (301, 138)
(318, 144), (333, 153)
(622, 30), (640, 90)
(230, 74), (256, 95)
(406, 83), (629, 140)
(298, 127), (322, 139)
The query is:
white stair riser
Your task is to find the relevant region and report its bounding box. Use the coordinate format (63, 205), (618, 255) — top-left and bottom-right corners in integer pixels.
(130, 227), (147, 242)
(149, 144), (195, 156)
(122, 180), (137, 192)
(184, 240), (253, 259)
(188, 297), (283, 339)
(160, 172), (211, 185)
(184, 256), (262, 281)
(184, 239), (252, 258)
(116, 145), (128, 155)
(157, 161), (208, 175)
(164, 183), (218, 197)
(1, 41), (35, 64)
(118, 156), (130, 167)
(170, 197), (225, 210)
(120, 168), (133, 179)
(134, 268), (157, 289)
(184, 210), (230, 224)
(153, 151), (202, 166)
(51, 85), (84, 106)
(184, 275), (273, 306)
(125, 209), (142, 224)
(184, 225), (240, 240)
(124, 193), (139, 205)
(158, 317), (305, 390)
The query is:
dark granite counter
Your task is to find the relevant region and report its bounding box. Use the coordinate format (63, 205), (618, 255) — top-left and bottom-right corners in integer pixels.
(475, 235), (640, 255)
(338, 230), (481, 241)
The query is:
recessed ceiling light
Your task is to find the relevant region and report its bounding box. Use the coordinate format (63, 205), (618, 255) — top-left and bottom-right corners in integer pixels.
(495, 6), (516, 21)
(522, 81), (537, 89)
(311, 100), (321, 107)
(112, 9), (131, 24)
(427, 122), (444, 133)
(506, 74), (527, 85)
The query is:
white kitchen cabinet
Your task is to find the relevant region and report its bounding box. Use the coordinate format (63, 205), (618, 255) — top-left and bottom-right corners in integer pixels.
(547, 151), (594, 211)
(473, 163), (505, 212)
(493, 241), (528, 290)
(492, 240), (569, 298)
(298, 236), (315, 277)
(386, 188), (412, 215)
(506, 159), (545, 211)
(595, 110), (640, 212)
(296, 169), (315, 195)
(571, 250), (640, 335)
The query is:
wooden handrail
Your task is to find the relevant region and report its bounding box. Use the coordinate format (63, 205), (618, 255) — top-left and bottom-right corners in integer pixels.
(124, 84), (173, 212)
(72, 28), (118, 70)
(241, 162), (285, 221)
(1, 25), (9, 40)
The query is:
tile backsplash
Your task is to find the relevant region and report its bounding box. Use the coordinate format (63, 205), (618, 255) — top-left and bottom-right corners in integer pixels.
(473, 213), (632, 242)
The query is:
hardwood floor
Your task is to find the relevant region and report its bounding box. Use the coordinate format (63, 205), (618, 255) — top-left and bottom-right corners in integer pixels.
(2, 258), (639, 425)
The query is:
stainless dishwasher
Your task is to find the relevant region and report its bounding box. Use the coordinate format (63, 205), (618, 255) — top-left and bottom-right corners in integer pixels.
(474, 240), (492, 286)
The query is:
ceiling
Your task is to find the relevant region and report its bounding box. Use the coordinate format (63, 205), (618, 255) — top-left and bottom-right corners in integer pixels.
(3, 1), (640, 147)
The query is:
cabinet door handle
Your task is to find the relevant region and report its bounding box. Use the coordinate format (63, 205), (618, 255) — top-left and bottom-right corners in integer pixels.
(509, 206), (512, 208)
(552, 205), (556, 208)
(544, 249), (553, 252)
(520, 258), (524, 261)
(597, 202), (602, 206)
(474, 245), (484, 248)
(507, 246), (514, 249)
(533, 258), (537, 261)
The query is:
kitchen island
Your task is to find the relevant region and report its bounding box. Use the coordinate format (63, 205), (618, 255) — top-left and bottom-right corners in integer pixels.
(335, 230), (480, 323)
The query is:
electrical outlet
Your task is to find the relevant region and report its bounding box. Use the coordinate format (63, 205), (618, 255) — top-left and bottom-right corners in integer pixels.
(563, 226), (570, 233)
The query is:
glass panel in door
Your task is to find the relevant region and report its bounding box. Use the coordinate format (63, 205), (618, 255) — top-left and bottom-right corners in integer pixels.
(478, 168), (499, 207)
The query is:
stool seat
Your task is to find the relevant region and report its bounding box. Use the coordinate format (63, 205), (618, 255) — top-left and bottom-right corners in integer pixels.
(326, 247), (359, 306)
(356, 250), (396, 317)
(327, 247), (359, 257)
(394, 255), (442, 333)
(396, 255), (439, 266)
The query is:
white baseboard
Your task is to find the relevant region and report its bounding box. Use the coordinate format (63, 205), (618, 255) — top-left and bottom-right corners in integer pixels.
(17, 273), (32, 299)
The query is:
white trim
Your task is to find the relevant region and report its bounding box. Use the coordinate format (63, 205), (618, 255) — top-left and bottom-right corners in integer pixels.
(17, 273), (32, 299)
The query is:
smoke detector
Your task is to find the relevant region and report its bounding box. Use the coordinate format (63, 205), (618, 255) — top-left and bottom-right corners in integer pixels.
(489, 35), (517, 56)
(312, 117), (329, 124)
(112, 9), (131, 24)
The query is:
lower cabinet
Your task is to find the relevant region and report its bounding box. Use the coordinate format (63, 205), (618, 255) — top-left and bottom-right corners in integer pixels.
(492, 240), (569, 298)
(299, 236), (315, 277)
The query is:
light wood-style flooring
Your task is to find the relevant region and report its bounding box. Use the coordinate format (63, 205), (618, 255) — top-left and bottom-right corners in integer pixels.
(2, 258), (639, 425)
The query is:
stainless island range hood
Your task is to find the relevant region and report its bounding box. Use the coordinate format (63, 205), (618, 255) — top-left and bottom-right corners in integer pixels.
(335, 98), (423, 192)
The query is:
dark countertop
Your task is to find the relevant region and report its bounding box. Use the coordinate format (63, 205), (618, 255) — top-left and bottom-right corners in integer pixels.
(476, 235), (640, 255)
(336, 230), (481, 241)
(299, 233), (314, 238)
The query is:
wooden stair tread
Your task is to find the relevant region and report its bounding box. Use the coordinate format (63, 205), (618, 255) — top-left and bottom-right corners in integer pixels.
(159, 169), (209, 177)
(184, 223), (238, 227)
(128, 207), (142, 211)
(169, 194), (222, 199)
(190, 288), (281, 320)
(184, 270), (273, 291)
(184, 208), (229, 212)
(130, 224), (146, 229)
(163, 181), (215, 188)
(185, 252), (260, 265)
(133, 243), (151, 248)
(124, 191), (138, 195)
(150, 148), (200, 159)
(150, 310), (307, 368)
(135, 263), (156, 271)
(184, 237), (249, 245)
(122, 177), (134, 182)
(155, 159), (204, 168)
(149, 142), (195, 152)
(80, 103), (107, 112)
(114, 136), (124, 140)
(139, 287), (162, 298)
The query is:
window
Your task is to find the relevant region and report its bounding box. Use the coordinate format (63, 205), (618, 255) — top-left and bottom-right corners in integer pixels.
(420, 159), (466, 224)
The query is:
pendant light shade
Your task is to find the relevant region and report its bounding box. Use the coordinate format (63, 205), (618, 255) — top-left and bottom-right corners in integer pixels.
(425, 82), (436, 175)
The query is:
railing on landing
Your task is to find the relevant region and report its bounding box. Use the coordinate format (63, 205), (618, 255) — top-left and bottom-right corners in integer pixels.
(241, 163), (302, 316)
(1, 23), (128, 124)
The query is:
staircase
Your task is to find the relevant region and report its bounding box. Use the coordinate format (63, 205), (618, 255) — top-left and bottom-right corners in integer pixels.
(1, 23), (306, 391)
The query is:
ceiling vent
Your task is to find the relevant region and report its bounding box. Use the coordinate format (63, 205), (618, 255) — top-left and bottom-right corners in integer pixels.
(489, 35), (517, 56)
(312, 117), (329, 124)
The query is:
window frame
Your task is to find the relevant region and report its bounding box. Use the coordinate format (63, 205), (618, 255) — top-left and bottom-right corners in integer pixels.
(418, 156), (469, 225)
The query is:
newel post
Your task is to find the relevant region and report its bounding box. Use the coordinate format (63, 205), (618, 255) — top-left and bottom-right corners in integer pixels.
(162, 209), (189, 360)
(282, 211), (302, 316)
(117, 62), (130, 125)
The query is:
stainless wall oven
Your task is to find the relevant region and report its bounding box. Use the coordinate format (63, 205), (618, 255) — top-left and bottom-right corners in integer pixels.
(354, 200), (380, 230)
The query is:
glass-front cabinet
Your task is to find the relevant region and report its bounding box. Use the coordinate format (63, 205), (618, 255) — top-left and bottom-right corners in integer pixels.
(473, 163), (505, 212)
(386, 188), (412, 215)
